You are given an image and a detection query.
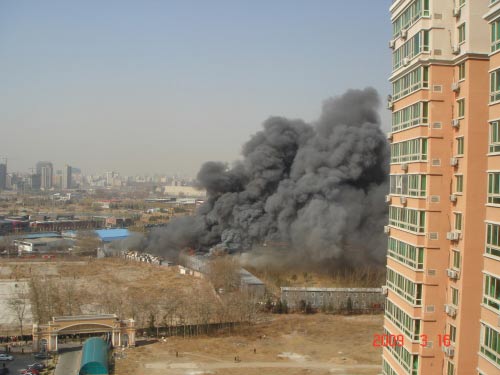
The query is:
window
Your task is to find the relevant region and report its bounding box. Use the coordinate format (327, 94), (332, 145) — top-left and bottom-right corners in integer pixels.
(392, 102), (428, 132)
(385, 299), (421, 340)
(490, 69), (500, 102)
(386, 268), (423, 305)
(449, 325), (457, 343)
(452, 250), (461, 270)
(451, 287), (459, 306)
(384, 328), (419, 375)
(390, 174), (427, 197)
(454, 213), (462, 231)
(490, 121), (500, 152)
(392, 30), (430, 71)
(455, 175), (463, 193)
(483, 274), (500, 311)
(491, 18), (500, 52)
(488, 173), (500, 204)
(456, 137), (464, 156)
(392, 0), (430, 38)
(390, 138), (428, 163)
(392, 66), (429, 100)
(388, 237), (425, 269)
(458, 62), (466, 80)
(389, 206), (426, 233)
(447, 361), (455, 375)
(457, 99), (465, 118)
(480, 324), (500, 366)
(382, 359), (399, 375)
(458, 23), (466, 45)
(486, 223), (500, 258)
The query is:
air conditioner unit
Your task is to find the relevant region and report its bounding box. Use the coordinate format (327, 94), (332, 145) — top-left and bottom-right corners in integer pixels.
(451, 119), (460, 128)
(401, 29), (408, 39)
(400, 196), (407, 205)
(389, 39), (396, 49)
(451, 82), (460, 92)
(450, 194), (457, 202)
(445, 304), (457, 318)
(450, 157), (459, 167)
(446, 231), (460, 241)
(452, 45), (460, 55)
(385, 195), (392, 203)
(381, 286), (389, 296)
(384, 226), (391, 234)
(443, 346), (455, 357)
(453, 7), (461, 17)
(387, 133), (393, 141)
(403, 57), (410, 66)
(446, 268), (459, 280)
(401, 163), (409, 172)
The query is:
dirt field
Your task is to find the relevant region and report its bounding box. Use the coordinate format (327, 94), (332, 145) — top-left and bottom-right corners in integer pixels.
(114, 314), (384, 375)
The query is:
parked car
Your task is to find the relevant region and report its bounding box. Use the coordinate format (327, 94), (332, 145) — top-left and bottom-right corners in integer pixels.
(0, 354), (13, 361)
(27, 363), (44, 371)
(32, 353), (51, 359)
(20, 370), (39, 375)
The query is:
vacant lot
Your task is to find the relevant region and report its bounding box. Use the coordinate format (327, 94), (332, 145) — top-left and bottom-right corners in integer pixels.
(114, 313), (384, 375)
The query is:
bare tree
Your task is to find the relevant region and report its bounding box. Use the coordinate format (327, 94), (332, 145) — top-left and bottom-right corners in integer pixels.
(8, 285), (29, 337)
(206, 256), (241, 293)
(74, 231), (101, 256)
(0, 235), (15, 256)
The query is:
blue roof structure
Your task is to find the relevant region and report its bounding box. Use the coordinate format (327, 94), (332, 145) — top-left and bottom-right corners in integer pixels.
(18, 232), (61, 239)
(79, 337), (109, 375)
(95, 229), (130, 242)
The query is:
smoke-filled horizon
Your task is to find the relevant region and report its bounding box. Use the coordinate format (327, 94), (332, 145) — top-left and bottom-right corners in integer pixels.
(147, 87), (390, 268)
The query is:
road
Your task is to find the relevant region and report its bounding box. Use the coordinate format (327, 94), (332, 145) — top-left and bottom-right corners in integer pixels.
(1, 353), (39, 374)
(55, 348), (81, 375)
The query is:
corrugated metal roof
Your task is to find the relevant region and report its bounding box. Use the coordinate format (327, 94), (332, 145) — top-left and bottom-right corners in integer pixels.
(94, 229), (130, 242)
(17, 232), (61, 239)
(79, 337), (108, 375)
(240, 268), (264, 285)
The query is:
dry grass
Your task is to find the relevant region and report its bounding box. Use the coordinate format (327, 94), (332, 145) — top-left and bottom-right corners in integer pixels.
(114, 314), (384, 375)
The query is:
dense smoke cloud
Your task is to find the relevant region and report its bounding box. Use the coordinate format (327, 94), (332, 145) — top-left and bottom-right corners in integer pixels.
(148, 88), (389, 267)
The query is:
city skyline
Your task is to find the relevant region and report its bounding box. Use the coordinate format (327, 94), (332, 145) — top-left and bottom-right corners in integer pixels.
(0, 1), (393, 176)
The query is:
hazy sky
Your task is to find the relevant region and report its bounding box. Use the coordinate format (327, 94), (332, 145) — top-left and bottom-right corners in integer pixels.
(1, 0), (393, 177)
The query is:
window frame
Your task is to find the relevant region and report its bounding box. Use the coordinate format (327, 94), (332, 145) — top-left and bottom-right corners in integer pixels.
(458, 23), (466, 45)
(455, 174), (464, 194)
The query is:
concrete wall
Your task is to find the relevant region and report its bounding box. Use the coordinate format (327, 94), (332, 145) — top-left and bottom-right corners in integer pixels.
(280, 287), (384, 313)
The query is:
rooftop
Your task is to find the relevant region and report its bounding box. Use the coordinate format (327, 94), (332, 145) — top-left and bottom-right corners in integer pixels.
(95, 229), (130, 242)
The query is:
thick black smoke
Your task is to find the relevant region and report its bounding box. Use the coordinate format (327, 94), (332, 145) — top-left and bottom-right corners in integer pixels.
(148, 88), (389, 267)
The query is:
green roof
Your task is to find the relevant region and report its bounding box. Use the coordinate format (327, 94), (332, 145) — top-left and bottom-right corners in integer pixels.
(79, 337), (109, 375)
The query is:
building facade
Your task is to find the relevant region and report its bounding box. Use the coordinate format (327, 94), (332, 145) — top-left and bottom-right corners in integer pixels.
(479, 3), (500, 374)
(36, 161), (53, 189)
(0, 163), (6, 190)
(62, 164), (72, 189)
(383, 1), (500, 374)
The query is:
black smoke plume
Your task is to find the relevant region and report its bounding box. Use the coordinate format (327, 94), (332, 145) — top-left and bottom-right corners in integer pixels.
(148, 88), (389, 267)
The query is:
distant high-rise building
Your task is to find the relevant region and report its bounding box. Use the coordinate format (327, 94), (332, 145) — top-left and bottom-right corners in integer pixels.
(36, 161), (53, 189)
(30, 174), (41, 190)
(0, 163), (6, 190)
(62, 165), (72, 189)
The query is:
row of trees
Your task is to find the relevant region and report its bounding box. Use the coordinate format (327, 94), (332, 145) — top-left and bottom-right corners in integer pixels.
(20, 257), (260, 338)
